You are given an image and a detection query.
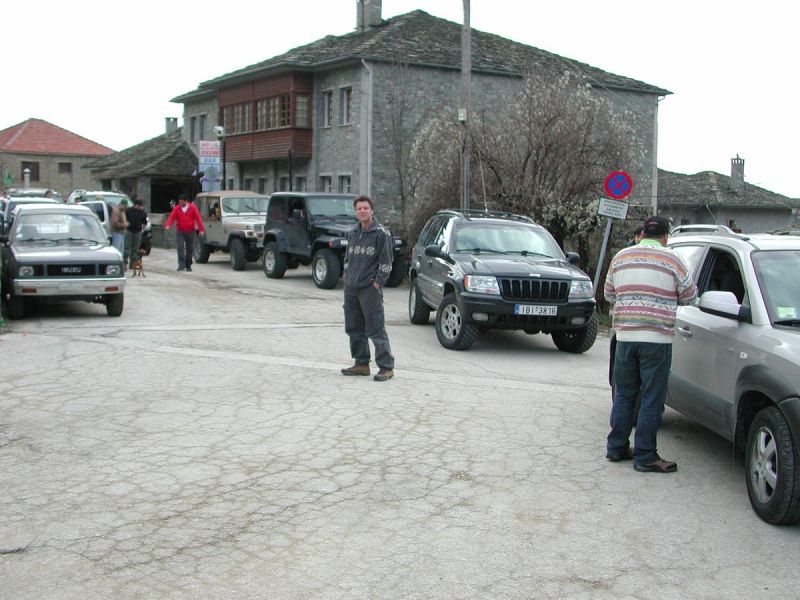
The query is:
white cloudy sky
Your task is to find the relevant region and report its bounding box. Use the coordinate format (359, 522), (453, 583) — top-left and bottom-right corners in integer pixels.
(4, 0), (798, 197)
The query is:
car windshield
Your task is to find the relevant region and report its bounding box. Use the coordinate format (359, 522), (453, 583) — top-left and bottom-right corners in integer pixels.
(79, 193), (130, 208)
(306, 197), (356, 218)
(14, 213), (107, 245)
(752, 250), (800, 324)
(451, 224), (563, 257)
(220, 196), (269, 214)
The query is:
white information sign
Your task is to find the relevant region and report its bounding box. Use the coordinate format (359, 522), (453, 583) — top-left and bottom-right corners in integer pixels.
(598, 197), (629, 220)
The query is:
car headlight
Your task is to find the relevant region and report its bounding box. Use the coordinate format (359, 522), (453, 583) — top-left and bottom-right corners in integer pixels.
(464, 275), (500, 295)
(19, 265), (34, 277)
(569, 279), (594, 299)
(105, 264), (122, 276)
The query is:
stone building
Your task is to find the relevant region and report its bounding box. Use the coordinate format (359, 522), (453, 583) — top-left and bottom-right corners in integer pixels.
(83, 118), (198, 214)
(658, 156), (800, 233)
(172, 1), (668, 226)
(0, 118), (112, 197)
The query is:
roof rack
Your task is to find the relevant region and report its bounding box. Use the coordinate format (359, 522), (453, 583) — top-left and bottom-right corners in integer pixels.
(670, 224), (749, 240)
(438, 208), (535, 223)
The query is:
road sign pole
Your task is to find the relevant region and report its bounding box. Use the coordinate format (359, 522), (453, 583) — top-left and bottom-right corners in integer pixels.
(593, 218), (614, 294)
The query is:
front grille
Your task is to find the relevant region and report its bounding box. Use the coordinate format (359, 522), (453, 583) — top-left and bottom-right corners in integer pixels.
(498, 278), (569, 302)
(46, 264), (97, 277)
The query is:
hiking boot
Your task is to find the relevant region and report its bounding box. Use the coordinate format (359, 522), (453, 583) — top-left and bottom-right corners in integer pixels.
(633, 455), (677, 473)
(374, 369), (394, 382)
(341, 363), (370, 376)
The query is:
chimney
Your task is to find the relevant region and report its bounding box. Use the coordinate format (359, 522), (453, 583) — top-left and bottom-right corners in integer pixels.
(731, 154), (745, 192)
(165, 117), (178, 134)
(356, 0), (382, 33)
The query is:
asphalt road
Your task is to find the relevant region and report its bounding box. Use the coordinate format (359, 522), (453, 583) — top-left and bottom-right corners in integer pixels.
(1, 248), (797, 599)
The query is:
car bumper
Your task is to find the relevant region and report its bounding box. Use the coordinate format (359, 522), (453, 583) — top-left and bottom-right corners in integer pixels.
(459, 292), (595, 331)
(13, 277), (125, 296)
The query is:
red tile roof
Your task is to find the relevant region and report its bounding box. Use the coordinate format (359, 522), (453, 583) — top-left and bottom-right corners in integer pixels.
(0, 118), (113, 157)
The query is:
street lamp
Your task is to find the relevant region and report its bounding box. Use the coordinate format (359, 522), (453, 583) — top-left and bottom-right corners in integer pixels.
(214, 126), (226, 190)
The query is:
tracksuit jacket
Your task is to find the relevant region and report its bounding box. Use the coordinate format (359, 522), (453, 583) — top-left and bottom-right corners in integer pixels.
(343, 219), (393, 289)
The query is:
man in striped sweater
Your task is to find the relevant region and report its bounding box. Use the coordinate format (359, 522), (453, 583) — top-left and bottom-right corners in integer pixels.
(604, 215), (697, 473)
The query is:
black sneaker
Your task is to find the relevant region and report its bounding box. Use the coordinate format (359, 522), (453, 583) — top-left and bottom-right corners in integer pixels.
(606, 448), (634, 462)
(186, 266), (192, 272)
(176, 267), (185, 271)
(633, 456), (677, 473)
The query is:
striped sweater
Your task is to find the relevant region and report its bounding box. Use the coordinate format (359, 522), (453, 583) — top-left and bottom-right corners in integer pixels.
(604, 239), (697, 343)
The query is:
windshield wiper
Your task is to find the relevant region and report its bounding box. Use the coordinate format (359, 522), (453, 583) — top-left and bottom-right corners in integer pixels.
(514, 250), (553, 258)
(455, 247), (508, 254)
(19, 237), (57, 244)
(59, 237), (101, 244)
(773, 318), (800, 327)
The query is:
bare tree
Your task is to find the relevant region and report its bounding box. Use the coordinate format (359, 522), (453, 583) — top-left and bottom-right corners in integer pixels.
(471, 70), (635, 246)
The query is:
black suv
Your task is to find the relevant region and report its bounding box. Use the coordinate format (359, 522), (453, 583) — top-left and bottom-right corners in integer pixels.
(262, 192), (407, 289)
(409, 209), (597, 352)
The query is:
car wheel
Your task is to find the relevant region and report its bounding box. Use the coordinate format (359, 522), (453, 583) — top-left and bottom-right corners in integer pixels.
(193, 237), (211, 263)
(312, 249), (341, 289)
(140, 241), (152, 256)
(551, 312), (598, 354)
(745, 405), (800, 525)
(106, 293), (124, 317)
(386, 256), (407, 288)
(408, 279), (431, 324)
(6, 294), (25, 319)
(435, 293), (478, 350)
(229, 238), (246, 271)
(262, 242), (287, 279)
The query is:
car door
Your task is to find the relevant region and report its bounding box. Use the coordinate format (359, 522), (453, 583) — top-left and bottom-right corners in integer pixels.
(285, 198), (310, 257)
(202, 197), (224, 247)
(416, 216), (449, 304)
(81, 201), (111, 241)
(669, 246), (747, 438)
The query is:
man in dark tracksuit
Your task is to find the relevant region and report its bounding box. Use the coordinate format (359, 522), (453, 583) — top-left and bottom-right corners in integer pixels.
(341, 195), (395, 382)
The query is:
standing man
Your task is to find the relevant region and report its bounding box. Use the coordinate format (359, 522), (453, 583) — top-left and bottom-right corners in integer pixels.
(109, 199), (129, 254)
(341, 195), (395, 382)
(604, 215), (697, 473)
(124, 199), (148, 271)
(164, 195), (204, 272)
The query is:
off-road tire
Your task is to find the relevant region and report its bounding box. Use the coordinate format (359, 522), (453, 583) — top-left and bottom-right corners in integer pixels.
(551, 312), (598, 354)
(7, 294), (25, 319)
(386, 256), (407, 288)
(312, 249), (341, 289)
(409, 279), (431, 324)
(435, 293), (478, 350)
(106, 293), (124, 317)
(262, 242), (287, 279)
(229, 238), (246, 271)
(745, 406), (800, 525)
(193, 237), (211, 263)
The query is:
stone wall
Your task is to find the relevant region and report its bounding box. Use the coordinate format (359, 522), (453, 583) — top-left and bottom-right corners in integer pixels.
(0, 151), (103, 197)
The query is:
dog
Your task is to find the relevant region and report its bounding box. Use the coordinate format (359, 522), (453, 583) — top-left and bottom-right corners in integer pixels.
(131, 249), (146, 277)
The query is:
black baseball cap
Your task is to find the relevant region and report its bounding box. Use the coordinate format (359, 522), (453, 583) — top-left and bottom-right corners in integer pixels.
(643, 215), (670, 236)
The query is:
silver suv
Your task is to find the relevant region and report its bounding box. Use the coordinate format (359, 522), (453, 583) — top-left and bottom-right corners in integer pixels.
(668, 230), (800, 524)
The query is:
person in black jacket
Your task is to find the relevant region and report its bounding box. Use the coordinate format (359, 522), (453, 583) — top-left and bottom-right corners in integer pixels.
(340, 195), (395, 381)
(124, 199), (148, 270)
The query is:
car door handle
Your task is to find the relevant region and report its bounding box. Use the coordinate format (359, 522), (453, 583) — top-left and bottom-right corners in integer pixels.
(676, 326), (692, 338)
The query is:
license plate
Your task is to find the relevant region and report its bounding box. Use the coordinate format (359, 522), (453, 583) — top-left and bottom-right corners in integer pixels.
(514, 304), (557, 316)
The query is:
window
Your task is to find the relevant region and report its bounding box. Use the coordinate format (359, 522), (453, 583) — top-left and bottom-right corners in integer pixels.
(227, 178), (234, 190)
(279, 176), (290, 191)
(320, 175), (332, 193)
(321, 91), (333, 127)
(338, 175), (351, 193)
(21, 161), (40, 181)
(295, 176), (307, 191)
(243, 178), (253, 191)
(296, 95), (310, 128)
(190, 116), (197, 143)
(258, 178), (268, 194)
(340, 87), (352, 125)
(223, 102), (252, 134)
(198, 114), (206, 141)
(58, 162), (72, 174)
(256, 99), (268, 130)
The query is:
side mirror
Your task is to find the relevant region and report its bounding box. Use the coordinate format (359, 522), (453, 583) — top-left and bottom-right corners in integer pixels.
(565, 251), (581, 266)
(698, 290), (750, 322)
(424, 244), (455, 265)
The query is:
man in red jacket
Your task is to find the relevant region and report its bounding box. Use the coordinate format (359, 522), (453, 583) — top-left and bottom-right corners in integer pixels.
(164, 195), (205, 272)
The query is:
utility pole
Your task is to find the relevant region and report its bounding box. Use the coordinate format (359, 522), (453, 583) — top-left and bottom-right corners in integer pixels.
(459, 0), (471, 210)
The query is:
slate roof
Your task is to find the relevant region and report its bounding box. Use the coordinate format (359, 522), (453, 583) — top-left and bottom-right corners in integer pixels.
(84, 128), (198, 178)
(658, 168), (800, 210)
(173, 10), (668, 101)
(0, 118), (113, 156)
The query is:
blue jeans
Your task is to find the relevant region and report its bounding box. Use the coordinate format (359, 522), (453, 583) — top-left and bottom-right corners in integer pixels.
(111, 231), (125, 255)
(607, 341), (672, 465)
